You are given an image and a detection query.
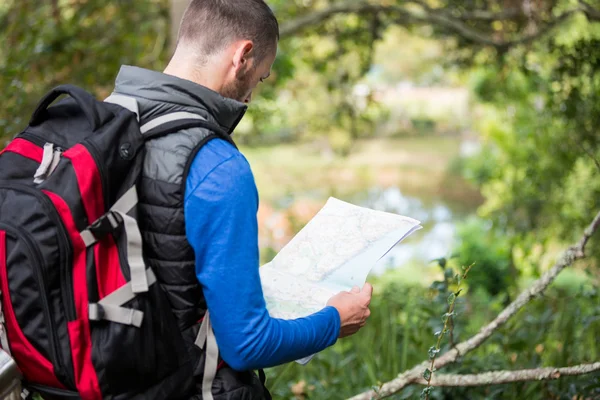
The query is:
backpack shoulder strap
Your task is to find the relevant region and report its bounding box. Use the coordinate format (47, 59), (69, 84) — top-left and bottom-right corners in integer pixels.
(104, 93), (231, 141)
(140, 113), (230, 142)
(104, 93), (140, 121)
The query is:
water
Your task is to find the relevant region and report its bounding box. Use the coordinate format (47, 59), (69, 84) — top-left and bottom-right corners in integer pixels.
(262, 185), (474, 275)
(341, 186), (470, 275)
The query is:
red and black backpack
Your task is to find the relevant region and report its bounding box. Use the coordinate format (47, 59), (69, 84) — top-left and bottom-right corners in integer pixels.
(0, 85), (225, 399)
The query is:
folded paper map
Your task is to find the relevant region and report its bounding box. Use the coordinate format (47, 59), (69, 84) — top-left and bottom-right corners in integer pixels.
(259, 197), (422, 364)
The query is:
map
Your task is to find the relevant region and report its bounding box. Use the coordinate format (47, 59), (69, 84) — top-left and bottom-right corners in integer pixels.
(259, 197), (421, 362)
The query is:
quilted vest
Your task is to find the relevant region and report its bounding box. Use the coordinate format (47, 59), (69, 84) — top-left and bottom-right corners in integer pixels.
(112, 66), (268, 399)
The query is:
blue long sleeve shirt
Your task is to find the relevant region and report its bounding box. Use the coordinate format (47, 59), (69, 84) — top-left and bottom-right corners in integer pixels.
(184, 138), (340, 371)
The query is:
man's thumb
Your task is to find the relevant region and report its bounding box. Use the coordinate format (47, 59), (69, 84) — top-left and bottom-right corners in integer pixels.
(362, 282), (373, 297)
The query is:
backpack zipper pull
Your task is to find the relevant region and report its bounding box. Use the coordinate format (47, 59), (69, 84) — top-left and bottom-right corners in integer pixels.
(33, 143), (62, 184)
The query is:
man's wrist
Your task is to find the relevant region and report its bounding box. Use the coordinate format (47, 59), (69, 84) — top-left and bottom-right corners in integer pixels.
(323, 305), (341, 343)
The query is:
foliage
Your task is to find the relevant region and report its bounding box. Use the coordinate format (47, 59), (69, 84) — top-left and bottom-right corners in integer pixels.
(266, 270), (600, 399)
(422, 260), (472, 400)
(453, 217), (515, 298)
(0, 0), (170, 144)
(461, 16), (600, 263)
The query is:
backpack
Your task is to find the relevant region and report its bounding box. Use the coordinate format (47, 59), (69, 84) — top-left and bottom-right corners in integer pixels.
(0, 85), (225, 399)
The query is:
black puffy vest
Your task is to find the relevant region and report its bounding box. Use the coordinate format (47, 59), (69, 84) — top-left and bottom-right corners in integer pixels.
(113, 65), (268, 399)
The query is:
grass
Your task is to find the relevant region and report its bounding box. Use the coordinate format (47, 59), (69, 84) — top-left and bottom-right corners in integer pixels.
(265, 275), (600, 400)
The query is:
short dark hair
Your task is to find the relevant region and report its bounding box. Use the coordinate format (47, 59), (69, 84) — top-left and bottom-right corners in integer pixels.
(177, 0), (279, 63)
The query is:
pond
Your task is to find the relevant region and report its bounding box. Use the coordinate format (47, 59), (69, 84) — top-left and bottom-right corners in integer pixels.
(260, 183), (479, 276)
(249, 136), (483, 276)
(344, 186), (473, 275)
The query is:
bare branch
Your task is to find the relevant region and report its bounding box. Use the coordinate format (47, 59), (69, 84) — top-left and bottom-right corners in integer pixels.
(580, 0), (600, 21)
(348, 209), (600, 400)
(412, 362), (600, 386)
(279, 3), (404, 37)
(456, 8), (523, 21)
(280, 1), (582, 51)
(577, 208), (600, 256)
(418, 8), (579, 50)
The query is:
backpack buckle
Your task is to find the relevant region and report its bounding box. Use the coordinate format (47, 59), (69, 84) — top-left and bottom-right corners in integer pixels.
(89, 211), (123, 240)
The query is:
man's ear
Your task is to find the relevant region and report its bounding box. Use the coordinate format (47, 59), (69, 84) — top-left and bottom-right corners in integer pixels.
(232, 40), (255, 76)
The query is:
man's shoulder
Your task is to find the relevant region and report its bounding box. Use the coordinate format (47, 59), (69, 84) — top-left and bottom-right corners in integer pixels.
(185, 137), (254, 194)
(194, 137), (251, 173)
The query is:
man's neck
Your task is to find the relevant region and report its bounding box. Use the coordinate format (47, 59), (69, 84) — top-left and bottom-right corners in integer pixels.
(164, 51), (226, 94)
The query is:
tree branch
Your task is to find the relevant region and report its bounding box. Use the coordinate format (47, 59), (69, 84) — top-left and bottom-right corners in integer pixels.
(456, 8), (523, 21)
(348, 209), (600, 400)
(413, 362), (600, 387)
(279, 3), (406, 37)
(280, 1), (583, 51)
(580, 0), (600, 21)
(411, 4), (579, 50)
(50, 0), (61, 25)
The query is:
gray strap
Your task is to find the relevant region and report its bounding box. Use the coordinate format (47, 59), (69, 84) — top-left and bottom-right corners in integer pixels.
(196, 312), (218, 400)
(88, 269), (157, 327)
(47, 149), (61, 177)
(140, 112), (206, 134)
(195, 315), (208, 349)
(81, 185), (138, 245)
(111, 185), (138, 214)
(114, 210), (148, 293)
(0, 291), (10, 356)
(104, 94), (140, 121)
(79, 211), (120, 247)
(80, 230), (96, 248)
(100, 268), (156, 308)
(88, 303), (144, 328)
(79, 186), (148, 293)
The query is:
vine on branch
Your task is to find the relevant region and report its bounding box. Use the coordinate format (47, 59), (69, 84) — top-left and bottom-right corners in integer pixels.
(422, 262), (473, 400)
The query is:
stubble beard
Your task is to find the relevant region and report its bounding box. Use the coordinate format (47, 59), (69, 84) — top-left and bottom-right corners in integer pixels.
(221, 70), (253, 103)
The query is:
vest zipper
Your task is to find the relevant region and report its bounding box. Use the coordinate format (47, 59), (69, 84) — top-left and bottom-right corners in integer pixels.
(0, 222), (68, 386)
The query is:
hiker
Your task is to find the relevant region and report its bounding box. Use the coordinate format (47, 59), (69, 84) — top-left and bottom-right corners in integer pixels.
(0, 0), (372, 399)
(114, 0), (373, 398)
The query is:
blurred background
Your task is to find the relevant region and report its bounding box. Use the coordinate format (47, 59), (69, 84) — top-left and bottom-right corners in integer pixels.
(1, 0), (599, 398)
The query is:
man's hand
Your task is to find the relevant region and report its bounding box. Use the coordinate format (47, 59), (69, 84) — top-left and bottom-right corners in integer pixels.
(326, 283), (373, 338)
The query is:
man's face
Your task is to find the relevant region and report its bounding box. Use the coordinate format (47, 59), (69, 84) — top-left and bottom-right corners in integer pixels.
(221, 43), (277, 104)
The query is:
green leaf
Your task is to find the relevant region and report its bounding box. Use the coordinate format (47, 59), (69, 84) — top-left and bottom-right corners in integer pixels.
(455, 288), (463, 297)
(422, 368), (432, 381)
(455, 273), (461, 285)
(444, 268), (453, 280)
(447, 293), (456, 305)
(428, 346), (439, 359)
(442, 312), (455, 322)
(434, 330), (442, 337)
(420, 387), (432, 399)
(430, 281), (447, 292)
(434, 257), (446, 269)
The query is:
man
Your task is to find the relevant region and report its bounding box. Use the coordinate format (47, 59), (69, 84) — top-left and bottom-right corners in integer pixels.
(110, 0), (372, 398)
